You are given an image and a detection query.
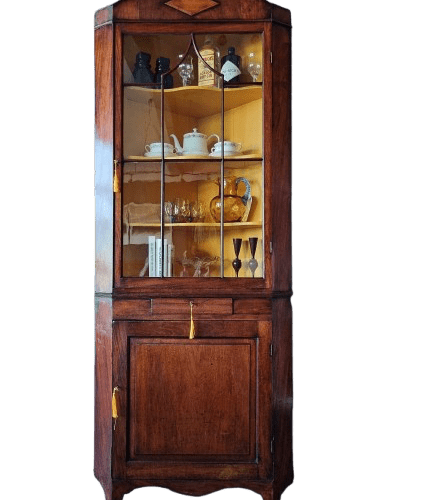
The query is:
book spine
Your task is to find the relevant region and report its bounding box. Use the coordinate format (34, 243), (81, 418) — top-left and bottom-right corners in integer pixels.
(164, 239), (168, 277)
(168, 244), (173, 277)
(148, 236), (155, 277)
(156, 238), (162, 277)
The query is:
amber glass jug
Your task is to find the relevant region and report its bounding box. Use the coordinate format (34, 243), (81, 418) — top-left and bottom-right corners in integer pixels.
(210, 176), (251, 222)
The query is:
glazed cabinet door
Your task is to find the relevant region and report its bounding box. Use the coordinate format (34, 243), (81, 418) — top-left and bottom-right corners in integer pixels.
(115, 24), (271, 291)
(112, 320), (272, 480)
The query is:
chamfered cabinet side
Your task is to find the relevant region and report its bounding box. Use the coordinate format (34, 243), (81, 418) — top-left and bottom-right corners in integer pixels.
(270, 22), (292, 293)
(95, 23), (114, 294)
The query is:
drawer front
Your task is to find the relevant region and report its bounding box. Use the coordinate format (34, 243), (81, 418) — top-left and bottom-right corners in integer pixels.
(151, 298), (232, 315)
(113, 298), (272, 320)
(113, 299), (151, 320)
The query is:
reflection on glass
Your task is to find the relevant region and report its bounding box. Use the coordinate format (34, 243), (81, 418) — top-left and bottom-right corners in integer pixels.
(122, 162), (162, 277)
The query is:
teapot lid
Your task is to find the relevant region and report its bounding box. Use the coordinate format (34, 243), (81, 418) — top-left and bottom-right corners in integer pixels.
(184, 127), (206, 138)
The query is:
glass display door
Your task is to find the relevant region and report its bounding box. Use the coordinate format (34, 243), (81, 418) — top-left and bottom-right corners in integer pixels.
(121, 31), (264, 279)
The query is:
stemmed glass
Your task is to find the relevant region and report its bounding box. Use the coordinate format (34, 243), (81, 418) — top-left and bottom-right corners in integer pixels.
(172, 198), (181, 222)
(247, 52), (261, 82)
(190, 201), (205, 222)
(248, 237), (258, 278)
(164, 202), (174, 223)
(232, 238), (242, 277)
(180, 199), (191, 222)
(177, 54), (194, 87)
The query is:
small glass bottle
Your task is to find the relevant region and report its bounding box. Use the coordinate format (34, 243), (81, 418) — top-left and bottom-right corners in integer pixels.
(154, 57), (173, 89)
(198, 36), (221, 87)
(221, 47), (241, 84)
(132, 52), (154, 84)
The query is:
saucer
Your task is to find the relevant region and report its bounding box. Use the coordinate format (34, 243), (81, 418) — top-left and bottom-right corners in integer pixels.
(209, 151), (241, 157)
(144, 152), (176, 158)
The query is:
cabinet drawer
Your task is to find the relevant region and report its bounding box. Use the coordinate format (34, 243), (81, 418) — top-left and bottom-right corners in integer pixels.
(113, 299), (151, 320)
(151, 298), (232, 316)
(113, 298), (272, 320)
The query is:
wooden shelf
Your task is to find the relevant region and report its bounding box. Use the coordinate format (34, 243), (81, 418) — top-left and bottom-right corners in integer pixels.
(125, 154), (263, 163)
(128, 222), (262, 228)
(124, 85), (263, 119)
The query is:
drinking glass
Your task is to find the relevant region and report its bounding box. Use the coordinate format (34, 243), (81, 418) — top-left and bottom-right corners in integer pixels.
(247, 52), (261, 82)
(164, 201), (174, 223)
(177, 54), (194, 87)
(232, 238), (242, 277)
(172, 198), (181, 222)
(248, 237), (258, 277)
(191, 201), (205, 222)
(180, 199), (191, 222)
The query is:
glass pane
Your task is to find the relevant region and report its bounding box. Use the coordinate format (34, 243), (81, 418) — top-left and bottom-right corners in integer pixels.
(163, 60), (224, 276)
(164, 162), (221, 277)
(194, 33), (263, 85)
(122, 32), (264, 280)
(123, 34), (190, 85)
(122, 162), (161, 277)
(223, 161), (263, 278)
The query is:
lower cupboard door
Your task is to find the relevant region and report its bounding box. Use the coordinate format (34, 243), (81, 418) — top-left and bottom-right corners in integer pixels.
(112, 321), (272, 480)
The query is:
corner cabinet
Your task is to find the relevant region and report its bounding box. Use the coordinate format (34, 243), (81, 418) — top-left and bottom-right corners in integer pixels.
(94, 1), (292, 500)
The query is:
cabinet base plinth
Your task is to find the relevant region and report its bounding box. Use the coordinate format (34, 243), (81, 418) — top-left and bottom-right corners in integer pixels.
(97, 479), (289, 500)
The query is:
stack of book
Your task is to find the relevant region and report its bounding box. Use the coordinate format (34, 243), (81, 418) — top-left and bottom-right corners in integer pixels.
(148, 236), (173, 277)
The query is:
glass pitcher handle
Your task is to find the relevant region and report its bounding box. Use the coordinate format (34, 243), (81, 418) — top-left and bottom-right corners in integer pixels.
(236, 177), (251, 206)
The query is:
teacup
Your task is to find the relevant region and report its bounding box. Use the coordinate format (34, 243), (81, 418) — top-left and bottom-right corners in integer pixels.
(211, 141), (242, 155)
(145, 142), (176, 156)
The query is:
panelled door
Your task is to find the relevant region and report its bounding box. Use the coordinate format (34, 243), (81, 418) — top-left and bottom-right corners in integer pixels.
(112, 320), (272, 480)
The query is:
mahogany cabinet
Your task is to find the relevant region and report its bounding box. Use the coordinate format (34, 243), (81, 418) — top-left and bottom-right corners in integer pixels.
(94, 1), (292, 499)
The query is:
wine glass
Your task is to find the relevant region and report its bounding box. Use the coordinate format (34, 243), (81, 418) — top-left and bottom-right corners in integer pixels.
(172, 198), (181, 223)
(247, 52), (261, 82)
(232, 238), (242, 277)
(248, 237), (258, 278)
(191, 201), (205, 222)
(180, 199), (191, 222)
(164, 201), (174, 223)
(177, 54), (194, 87)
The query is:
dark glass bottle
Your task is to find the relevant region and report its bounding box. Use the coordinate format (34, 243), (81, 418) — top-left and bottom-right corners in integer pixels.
(221, 47), (241, 84)
(154, 57), (174, 89)
(132, 52), (154, 84)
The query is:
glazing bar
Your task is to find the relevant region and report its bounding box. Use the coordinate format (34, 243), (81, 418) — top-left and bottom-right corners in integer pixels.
(220, 76), (225, 278)
(160, 78), (165, 278)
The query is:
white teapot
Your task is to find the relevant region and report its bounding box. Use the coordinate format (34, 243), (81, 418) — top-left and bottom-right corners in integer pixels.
(170, 128), (219, 156)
